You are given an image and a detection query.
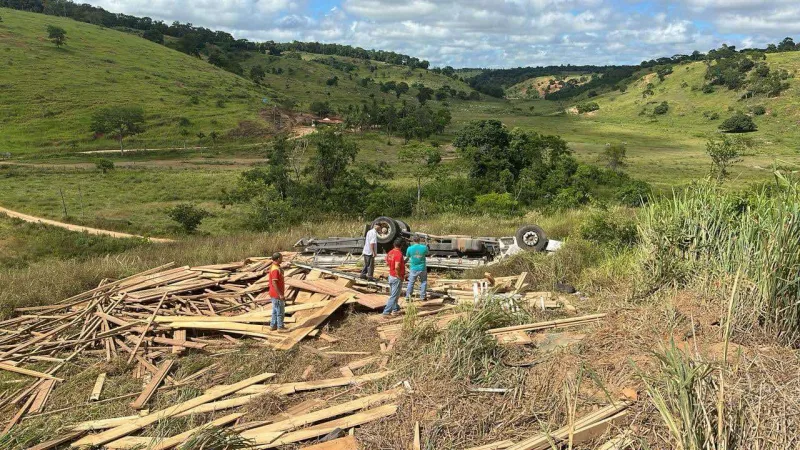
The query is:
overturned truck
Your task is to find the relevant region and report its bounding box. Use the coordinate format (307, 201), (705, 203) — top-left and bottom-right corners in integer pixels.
(295, 216), (562, 270)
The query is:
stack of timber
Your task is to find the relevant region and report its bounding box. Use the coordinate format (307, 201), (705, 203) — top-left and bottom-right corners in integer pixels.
(0, 256), (398, 437)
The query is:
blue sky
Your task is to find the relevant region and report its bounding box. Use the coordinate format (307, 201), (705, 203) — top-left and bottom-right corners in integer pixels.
(93, 0), (800, 68)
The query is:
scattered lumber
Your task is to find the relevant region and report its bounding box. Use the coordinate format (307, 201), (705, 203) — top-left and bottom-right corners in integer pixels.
(488, 313), (607, 343)
(130, 360), (174, 409)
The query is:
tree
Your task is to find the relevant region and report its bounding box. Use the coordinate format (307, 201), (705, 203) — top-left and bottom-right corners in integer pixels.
(90, 106), (145, 152)
(249, 65), (266, 83)
(416, 86), (434, 105)
(398, 146), (442, 208)
(310, 101), (332, 117)
(266, 134), (292, 199)
(142, 29), (164, 44)
(718, 113), (757, 133)
(95, 159), (115, 174)
(706, 135), (743, 182)
(47, 25), (67, 48)
(603, 143), (627, 172)
(653, 101), (669, 115)
(167, 203), (211, 233)
(395, 82), (409, 98)
(209, 130), (219, 146)
(306, 128), (358, 189)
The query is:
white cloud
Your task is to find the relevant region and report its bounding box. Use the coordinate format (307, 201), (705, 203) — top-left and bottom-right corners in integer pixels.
(86, 0), (800, 67)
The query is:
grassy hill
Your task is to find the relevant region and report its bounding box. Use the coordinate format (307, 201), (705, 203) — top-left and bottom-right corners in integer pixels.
(0, 8), (474, 155)
(0, 8), (280, 154)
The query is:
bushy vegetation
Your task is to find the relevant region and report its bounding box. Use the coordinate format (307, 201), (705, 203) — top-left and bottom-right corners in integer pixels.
(638, 176), (800, 344)
(704, 45), (792, 97)
(167, 203), (211, 233)
(653, 101), (669, 115)
(718, 113), (757, 133)
(576, 102), (599, 114)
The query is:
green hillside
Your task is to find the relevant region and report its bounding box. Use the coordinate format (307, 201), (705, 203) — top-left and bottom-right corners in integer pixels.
(0, 8), (280, 154)
(0, 8), (474, 155)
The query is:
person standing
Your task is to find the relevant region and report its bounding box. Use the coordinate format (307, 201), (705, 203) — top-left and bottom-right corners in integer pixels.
(268, 252), (287, 331)
(382, 238), (405, 316)
(405, 235), (429, 302)
(360, 222), (379, 280)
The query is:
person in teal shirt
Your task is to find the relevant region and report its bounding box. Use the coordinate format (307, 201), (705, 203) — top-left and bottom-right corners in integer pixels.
(405, 235), (429, 301)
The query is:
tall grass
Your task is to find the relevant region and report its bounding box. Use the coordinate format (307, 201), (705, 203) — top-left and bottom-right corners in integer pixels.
(637, 174), (800, 344)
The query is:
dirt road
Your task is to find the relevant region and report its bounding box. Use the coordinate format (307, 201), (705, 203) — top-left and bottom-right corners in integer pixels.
(0, 206), (175, 243)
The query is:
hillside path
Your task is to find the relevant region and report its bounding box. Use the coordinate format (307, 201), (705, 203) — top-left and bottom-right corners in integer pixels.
(0, 206), (175, 243)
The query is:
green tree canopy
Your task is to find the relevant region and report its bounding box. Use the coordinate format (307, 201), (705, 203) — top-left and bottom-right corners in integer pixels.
(46, 25), (67, 48)
(90, 106), (146, 151)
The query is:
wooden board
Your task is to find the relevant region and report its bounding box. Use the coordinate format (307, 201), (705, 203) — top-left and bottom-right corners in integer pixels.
(301, 435), (359, 450)
(90, 373), (107, 401)
(274, 293), (354, 351)
(130, 360), (174, 409)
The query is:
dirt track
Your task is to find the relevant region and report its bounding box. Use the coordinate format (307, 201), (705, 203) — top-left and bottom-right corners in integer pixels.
(0, 206), (175, 243)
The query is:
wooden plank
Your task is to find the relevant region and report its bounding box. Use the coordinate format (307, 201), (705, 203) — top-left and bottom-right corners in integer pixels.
(301, 435), (359, 450)
(2, 393), (34, 434)
(241, 388), (403, 443)
(90, 373), (107, 401)
(71, 371), (276, 447)
(413, 421), (421, 450)
(339, 366), (355, 378)
(255, 404), (398, 448)
(301, 365), (314, 380)
(130, 360), (174, 409)
(145, 412), (244, 450)
(127, 293), (168, 364)
(29, 379), (55, 413)
(465, 441), (515, 450)
(274, 293), (355, 351)
(171, 330), (186, 354)
(487, 314), (607, 335)
(0, 362), (64, 381)
(28, 431), (85, 450)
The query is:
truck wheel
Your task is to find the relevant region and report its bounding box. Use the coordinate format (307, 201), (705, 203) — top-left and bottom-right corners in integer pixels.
(515, 225), (548, 252)
(395, 219), (411, 233)
(370, 216), (400, 244)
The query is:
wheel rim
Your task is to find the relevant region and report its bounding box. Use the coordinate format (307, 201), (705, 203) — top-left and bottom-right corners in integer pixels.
(522, 230), (539, 246)
(374, 220), (393, 240)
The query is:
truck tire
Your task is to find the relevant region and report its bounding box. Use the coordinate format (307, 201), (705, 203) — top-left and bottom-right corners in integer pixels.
(395, 219), (411, 233)
(515, 225), (548, 252)
(370, 216), (400, 244)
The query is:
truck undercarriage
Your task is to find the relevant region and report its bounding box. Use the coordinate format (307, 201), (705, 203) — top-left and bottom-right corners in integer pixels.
(294, 216), (562, 270)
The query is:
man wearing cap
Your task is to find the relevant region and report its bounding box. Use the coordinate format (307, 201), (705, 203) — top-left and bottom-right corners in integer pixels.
(269, 252), (287, 331)
(405, 235), (429, 302)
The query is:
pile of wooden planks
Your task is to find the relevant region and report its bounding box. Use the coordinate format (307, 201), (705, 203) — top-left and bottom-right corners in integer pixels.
(0, 256), (398, 434)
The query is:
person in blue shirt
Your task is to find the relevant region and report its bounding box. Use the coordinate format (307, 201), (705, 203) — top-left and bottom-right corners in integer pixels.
(404, 235), (429, 301)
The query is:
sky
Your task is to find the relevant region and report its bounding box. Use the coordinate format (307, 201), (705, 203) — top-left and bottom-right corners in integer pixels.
(91, 0), (800, 68)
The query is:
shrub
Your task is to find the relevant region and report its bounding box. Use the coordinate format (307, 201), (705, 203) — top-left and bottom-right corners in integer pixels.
(474, 192), (519, 216)
(167, 204), (211, 233)
(189, 95), (200, 105)
(653, 101), (669, 115)
(576, 102), (599, 114)
(719, 113), (757, 133)
(701, 84), (714, 94)
(615, 179), (651, 207)
(95, 159), (114, 173)
(751, 105), (766, 115)
(580, 210), (638, 248)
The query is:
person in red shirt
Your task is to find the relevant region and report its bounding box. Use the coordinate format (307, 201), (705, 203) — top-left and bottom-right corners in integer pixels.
(268, 252), (286, 331)
(382, 239), (406, 316)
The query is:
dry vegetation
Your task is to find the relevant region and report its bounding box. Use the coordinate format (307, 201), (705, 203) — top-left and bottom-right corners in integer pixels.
(1, 178), (799, 449)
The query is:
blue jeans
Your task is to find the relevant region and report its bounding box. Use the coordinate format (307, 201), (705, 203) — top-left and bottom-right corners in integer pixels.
(383, 276), (402, 315)
(270, 298), (285, 328)
(406, 269), (427, 301)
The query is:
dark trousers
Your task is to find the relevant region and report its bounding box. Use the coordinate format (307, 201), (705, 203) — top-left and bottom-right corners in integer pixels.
(360, 254), (375, 278)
